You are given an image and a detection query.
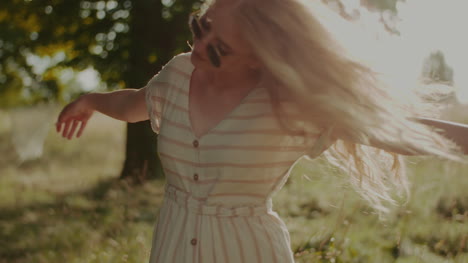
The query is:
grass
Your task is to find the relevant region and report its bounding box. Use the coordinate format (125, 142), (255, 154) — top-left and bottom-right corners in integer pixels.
(0, 107), (467, 263)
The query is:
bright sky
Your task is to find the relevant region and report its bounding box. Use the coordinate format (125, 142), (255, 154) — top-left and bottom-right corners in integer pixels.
(341, 0), (468, 104)
(26, 0), (468, 104)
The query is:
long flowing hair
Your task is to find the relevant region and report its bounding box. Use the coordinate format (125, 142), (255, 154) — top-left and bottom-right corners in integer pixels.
(203, 0), (462, 213)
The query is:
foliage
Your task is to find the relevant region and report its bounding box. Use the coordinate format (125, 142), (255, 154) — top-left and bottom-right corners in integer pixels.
(364, 0), (401, 12)
(0, 0), (200, 108)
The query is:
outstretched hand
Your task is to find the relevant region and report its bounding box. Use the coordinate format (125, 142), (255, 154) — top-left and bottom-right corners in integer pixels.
(56, 96), (94, 140)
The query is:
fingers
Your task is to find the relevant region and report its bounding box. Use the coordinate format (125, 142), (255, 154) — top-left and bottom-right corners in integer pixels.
(55, 102), (89, 139)
(56, 121), (62, 133)
(56, 119), (87, 139)
(56, 109), (68, 133)
(56, 112), (69, 134)
(61, 120), (71, 138)
(58, 119), (76, 139)
(67, 120), (79, 140)
(76, 120), (88, 138)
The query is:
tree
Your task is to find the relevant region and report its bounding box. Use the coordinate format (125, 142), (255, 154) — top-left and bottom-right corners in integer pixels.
(0, 0), (411, 180)
(0, 0), (201, 180)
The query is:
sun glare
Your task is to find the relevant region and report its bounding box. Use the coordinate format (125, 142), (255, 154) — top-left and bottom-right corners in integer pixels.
(339, 0), (468, 104)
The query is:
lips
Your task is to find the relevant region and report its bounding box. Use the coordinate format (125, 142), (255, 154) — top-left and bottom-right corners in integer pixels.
(193, 50), (207, 62)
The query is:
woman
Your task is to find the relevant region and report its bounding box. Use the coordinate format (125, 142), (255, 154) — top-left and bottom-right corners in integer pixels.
(56, 0), (468, 262)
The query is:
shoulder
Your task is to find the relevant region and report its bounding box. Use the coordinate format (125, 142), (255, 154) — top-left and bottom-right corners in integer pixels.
(146, 52), (194, 86)
(145, 53), (194, 97)
(162, 52), (194, 79)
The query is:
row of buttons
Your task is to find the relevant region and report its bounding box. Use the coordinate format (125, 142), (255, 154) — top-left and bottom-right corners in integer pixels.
(191, 139), (199, 245)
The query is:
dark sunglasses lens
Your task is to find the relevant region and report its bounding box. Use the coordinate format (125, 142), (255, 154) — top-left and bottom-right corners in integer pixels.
(206, 45), (221, 68)
(189, 16), (203, 39)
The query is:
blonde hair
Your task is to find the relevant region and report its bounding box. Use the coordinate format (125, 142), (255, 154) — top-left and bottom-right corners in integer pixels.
(205, 0), (462, 213)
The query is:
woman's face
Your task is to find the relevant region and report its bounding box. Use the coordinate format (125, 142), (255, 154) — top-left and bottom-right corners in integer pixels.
(189, 1), (258, 73)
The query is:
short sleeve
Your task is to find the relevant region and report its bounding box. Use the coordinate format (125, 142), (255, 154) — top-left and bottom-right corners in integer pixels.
(145, 53), (192, 134)
(145, 80), (163, 134)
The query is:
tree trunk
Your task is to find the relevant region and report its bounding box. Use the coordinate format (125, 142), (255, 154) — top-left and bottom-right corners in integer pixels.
(119, 0), (195, 181)
(119, 0), (167, 181)
(120, 121), (163, 181)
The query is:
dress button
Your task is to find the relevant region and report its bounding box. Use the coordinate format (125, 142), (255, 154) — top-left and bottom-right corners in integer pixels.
(193, 140), (199, 148)
(191, 238), (197, 245)
(193, 173), (199, 181)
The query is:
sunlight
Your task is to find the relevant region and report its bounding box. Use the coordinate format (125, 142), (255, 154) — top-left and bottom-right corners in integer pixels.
(76, 67), (100, 92)
(396, 0), (468, 104)
(345, 0), (468, 104)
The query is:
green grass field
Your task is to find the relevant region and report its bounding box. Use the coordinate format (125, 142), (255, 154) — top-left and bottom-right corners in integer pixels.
(0, 108), (467, 263)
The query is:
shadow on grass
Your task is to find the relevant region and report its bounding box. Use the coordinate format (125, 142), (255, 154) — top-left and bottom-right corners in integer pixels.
(0, 177), (165, 262)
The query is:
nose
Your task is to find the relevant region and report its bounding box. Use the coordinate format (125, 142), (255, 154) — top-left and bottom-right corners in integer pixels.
(193, 32), (215, 55)
(196, 31), (215, 47)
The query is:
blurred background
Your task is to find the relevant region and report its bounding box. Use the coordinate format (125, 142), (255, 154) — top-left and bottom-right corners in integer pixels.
(0, 0), (467, 262)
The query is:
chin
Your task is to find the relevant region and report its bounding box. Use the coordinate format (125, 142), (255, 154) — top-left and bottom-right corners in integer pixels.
(191, 52), (213, 69)
(190, 52), (201, 65)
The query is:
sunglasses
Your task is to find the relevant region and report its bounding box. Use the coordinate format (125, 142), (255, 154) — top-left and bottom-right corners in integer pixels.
(189, 12), (228, 68)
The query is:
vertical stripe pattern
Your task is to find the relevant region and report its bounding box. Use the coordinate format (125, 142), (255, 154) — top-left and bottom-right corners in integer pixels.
(146, 53), (333, 263)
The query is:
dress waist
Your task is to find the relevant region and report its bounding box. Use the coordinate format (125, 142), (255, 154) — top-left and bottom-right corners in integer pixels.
(164, 184), (272, 217)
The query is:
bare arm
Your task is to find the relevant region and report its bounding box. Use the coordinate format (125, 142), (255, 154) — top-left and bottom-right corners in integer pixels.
(56, 87), (148, 139)
(84, 88), (148, 123)
(411, 117), (468, 155)
(333, 117), (468, 155)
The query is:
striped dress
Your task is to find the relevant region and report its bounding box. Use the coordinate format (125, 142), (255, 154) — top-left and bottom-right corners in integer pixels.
(145, 53), (333, 263)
